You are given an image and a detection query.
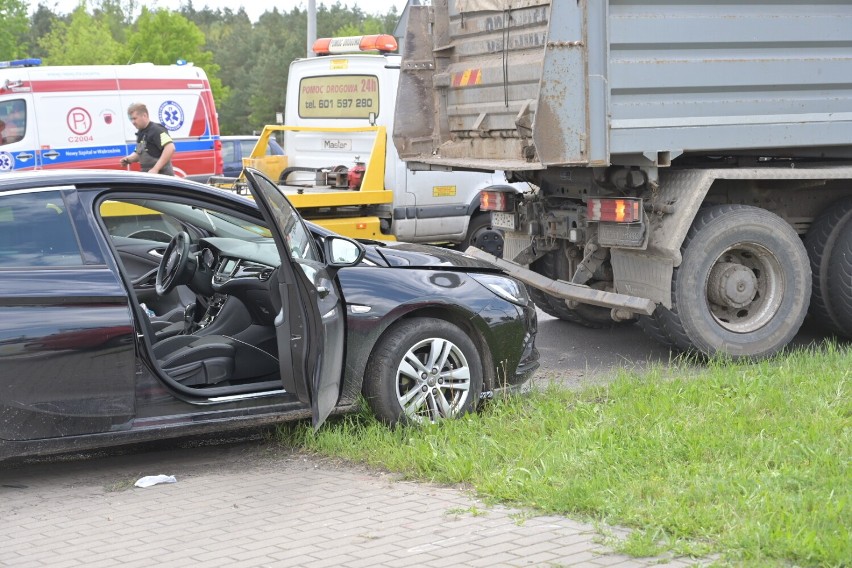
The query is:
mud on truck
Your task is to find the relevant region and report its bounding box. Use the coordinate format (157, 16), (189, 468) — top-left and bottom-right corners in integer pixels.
(393, 0), (852, 358)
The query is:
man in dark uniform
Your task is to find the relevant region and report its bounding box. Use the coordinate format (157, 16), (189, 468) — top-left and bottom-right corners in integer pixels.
(120, 103), (175, 175)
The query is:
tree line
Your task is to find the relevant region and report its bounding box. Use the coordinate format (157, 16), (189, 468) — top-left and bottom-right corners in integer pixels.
(0, 0), (400, 134)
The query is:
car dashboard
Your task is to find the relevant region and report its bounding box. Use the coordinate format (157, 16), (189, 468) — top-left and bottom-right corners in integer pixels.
(196, 237), (281, 328)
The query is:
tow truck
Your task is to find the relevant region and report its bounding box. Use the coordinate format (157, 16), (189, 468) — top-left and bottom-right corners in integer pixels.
(210, 34), (521, 254)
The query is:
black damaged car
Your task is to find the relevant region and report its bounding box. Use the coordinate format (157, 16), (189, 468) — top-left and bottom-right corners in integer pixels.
(0, 169), (538, 460)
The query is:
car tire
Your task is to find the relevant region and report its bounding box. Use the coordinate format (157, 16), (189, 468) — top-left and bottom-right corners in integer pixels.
(364, 318), (483, 426)
(803, 197), (852, 335)
(657, 205), (810, 358)
(826, 218), (852, 339)
(462, 212), (504, 257)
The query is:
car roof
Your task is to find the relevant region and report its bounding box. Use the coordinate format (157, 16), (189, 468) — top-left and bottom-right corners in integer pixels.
(0, 168), (331, 233)
(0, 170), (254, 205)
(0, 169), (206, 190)
(220, 135), (260, 141)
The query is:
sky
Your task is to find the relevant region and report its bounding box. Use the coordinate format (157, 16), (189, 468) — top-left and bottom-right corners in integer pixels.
(28, 0), (411, 21)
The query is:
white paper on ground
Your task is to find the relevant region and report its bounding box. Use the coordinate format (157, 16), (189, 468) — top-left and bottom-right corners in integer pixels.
(134, 474), (177, 488)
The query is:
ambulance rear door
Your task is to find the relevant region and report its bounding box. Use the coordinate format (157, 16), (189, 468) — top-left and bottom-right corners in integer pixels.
(0, 67), (41, 173)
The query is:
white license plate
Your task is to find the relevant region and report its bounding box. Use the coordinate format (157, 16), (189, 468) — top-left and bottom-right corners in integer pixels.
(491, 212), (517, 230)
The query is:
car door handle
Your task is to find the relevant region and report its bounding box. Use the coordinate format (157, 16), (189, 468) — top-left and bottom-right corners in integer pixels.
(132, 268), (158, 287)
(16, 152), (34, 161)
(42, 150), (60, 159)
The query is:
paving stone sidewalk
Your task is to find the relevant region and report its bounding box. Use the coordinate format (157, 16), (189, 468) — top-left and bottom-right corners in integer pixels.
(1, 441), (705, 568)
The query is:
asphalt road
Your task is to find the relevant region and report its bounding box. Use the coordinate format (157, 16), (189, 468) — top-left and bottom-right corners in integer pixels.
(533, 308), (834, 390)
(532, 310), (673, 389)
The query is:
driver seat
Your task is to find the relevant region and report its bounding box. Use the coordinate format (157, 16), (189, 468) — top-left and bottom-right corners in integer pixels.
(153, 334), (238, 386)
(147, 306), (186, 340)
(138, 309), (279, 387)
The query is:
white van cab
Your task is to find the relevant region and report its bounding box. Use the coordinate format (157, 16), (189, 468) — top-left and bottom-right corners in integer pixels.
(274, 35), (520, 254)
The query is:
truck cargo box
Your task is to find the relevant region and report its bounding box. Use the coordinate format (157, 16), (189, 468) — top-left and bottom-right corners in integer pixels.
(394, 1), (852, 170)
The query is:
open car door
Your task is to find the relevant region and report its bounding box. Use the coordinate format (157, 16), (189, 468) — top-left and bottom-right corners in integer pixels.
(244, 168), (346, 428)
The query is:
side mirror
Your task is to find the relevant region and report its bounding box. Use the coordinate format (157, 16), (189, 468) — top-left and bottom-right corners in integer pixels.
(324, 235), (365, 267)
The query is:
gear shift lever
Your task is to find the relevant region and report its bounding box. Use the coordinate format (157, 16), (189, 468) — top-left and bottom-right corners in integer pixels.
(183, 303), (196, 334)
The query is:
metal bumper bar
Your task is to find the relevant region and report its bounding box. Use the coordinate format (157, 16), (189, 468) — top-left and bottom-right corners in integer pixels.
(465, 247), (657, 316)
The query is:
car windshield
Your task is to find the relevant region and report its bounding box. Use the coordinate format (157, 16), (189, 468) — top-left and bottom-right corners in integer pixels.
(100, 199), (272, 240)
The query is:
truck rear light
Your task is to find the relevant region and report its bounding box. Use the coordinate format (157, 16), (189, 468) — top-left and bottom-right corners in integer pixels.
(587, 198), (642, 223)
(481, 190), (513, 212)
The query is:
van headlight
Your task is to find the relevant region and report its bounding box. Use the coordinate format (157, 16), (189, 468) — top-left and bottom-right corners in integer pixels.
(471, 274), (529, 306)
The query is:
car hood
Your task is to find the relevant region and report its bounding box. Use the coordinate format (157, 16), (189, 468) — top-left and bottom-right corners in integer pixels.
(370, 242), (499, 271)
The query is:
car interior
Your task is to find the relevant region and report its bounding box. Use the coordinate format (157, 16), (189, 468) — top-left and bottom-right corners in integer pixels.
(100, 197), (289, 395)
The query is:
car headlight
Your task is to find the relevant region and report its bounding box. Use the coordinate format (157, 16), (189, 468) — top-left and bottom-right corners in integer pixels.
(471, 274), (529, 306)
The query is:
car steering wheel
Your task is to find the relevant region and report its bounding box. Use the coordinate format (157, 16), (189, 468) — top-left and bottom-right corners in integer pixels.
(155, 231), (192, 295)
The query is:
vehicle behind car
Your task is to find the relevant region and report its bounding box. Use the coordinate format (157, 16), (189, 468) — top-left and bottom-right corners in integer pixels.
(212, 35), (521, 253)
(220, 135), (284, 178)
(0, 58), (222, 181)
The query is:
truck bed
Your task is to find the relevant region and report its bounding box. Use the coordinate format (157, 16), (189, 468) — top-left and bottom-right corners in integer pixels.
(394, 1), (852, 169)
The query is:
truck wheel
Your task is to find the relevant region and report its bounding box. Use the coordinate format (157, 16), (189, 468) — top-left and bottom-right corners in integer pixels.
(528, 285), (586, 325)
(804, 197), (852, 335)
(463, 213), (504, 257)
(363, 318), (483, 426)
(826, 219), (852, 338)
(658, 205), (810, 358)
(530, 250), (615, 328)
(637, 310), (677, 348)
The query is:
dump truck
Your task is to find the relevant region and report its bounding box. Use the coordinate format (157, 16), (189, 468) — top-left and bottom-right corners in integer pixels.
(392, 1), (852, 358)
(212, 34), (520, 254)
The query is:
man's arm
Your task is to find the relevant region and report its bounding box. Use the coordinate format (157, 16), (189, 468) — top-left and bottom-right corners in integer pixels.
(120, 152), (138, 167)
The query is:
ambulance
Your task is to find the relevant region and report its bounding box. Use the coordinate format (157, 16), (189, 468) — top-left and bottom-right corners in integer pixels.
(0, 59), (222, 180)
(234, 35), (522, 254)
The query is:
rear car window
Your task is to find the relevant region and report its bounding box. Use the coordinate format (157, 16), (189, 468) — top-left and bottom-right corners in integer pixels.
(239, 140), (257, 157)
(298, 74), (379, 119)
(221, 140), (237, 163)
(0, 190), (83, 267)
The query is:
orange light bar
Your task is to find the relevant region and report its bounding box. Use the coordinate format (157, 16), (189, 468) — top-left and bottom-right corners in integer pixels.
(312, 37), (332, 55)
(313, 34), (398, 55)
(587, 198), (642, 223)
(480, 190), (513, 212)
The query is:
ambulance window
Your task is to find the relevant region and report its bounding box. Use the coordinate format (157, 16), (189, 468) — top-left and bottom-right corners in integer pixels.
(0, 99), (27, 146)
(0, 191), (83, 268)
(298, 75), (379, 119)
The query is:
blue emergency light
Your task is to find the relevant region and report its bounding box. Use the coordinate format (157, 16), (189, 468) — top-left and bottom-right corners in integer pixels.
(0, 58), (42, 69)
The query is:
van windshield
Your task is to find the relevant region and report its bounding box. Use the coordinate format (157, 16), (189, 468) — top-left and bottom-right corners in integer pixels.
(298, 75), (379, 119)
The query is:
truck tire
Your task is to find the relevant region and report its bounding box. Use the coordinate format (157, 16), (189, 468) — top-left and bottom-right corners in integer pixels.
(529, 250), (616, 328)
(826, 219), (852, 338)
(462, 212), (504, 258)
(363, 318), (483, 426)
(657, 205), (810, 358)
(527, 285), (587, 325)
(637, 310), (677, 348)
(803, 197), (852, 335)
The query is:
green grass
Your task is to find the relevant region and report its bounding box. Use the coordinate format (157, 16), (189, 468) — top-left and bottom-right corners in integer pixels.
(277, 343), (851, 566)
